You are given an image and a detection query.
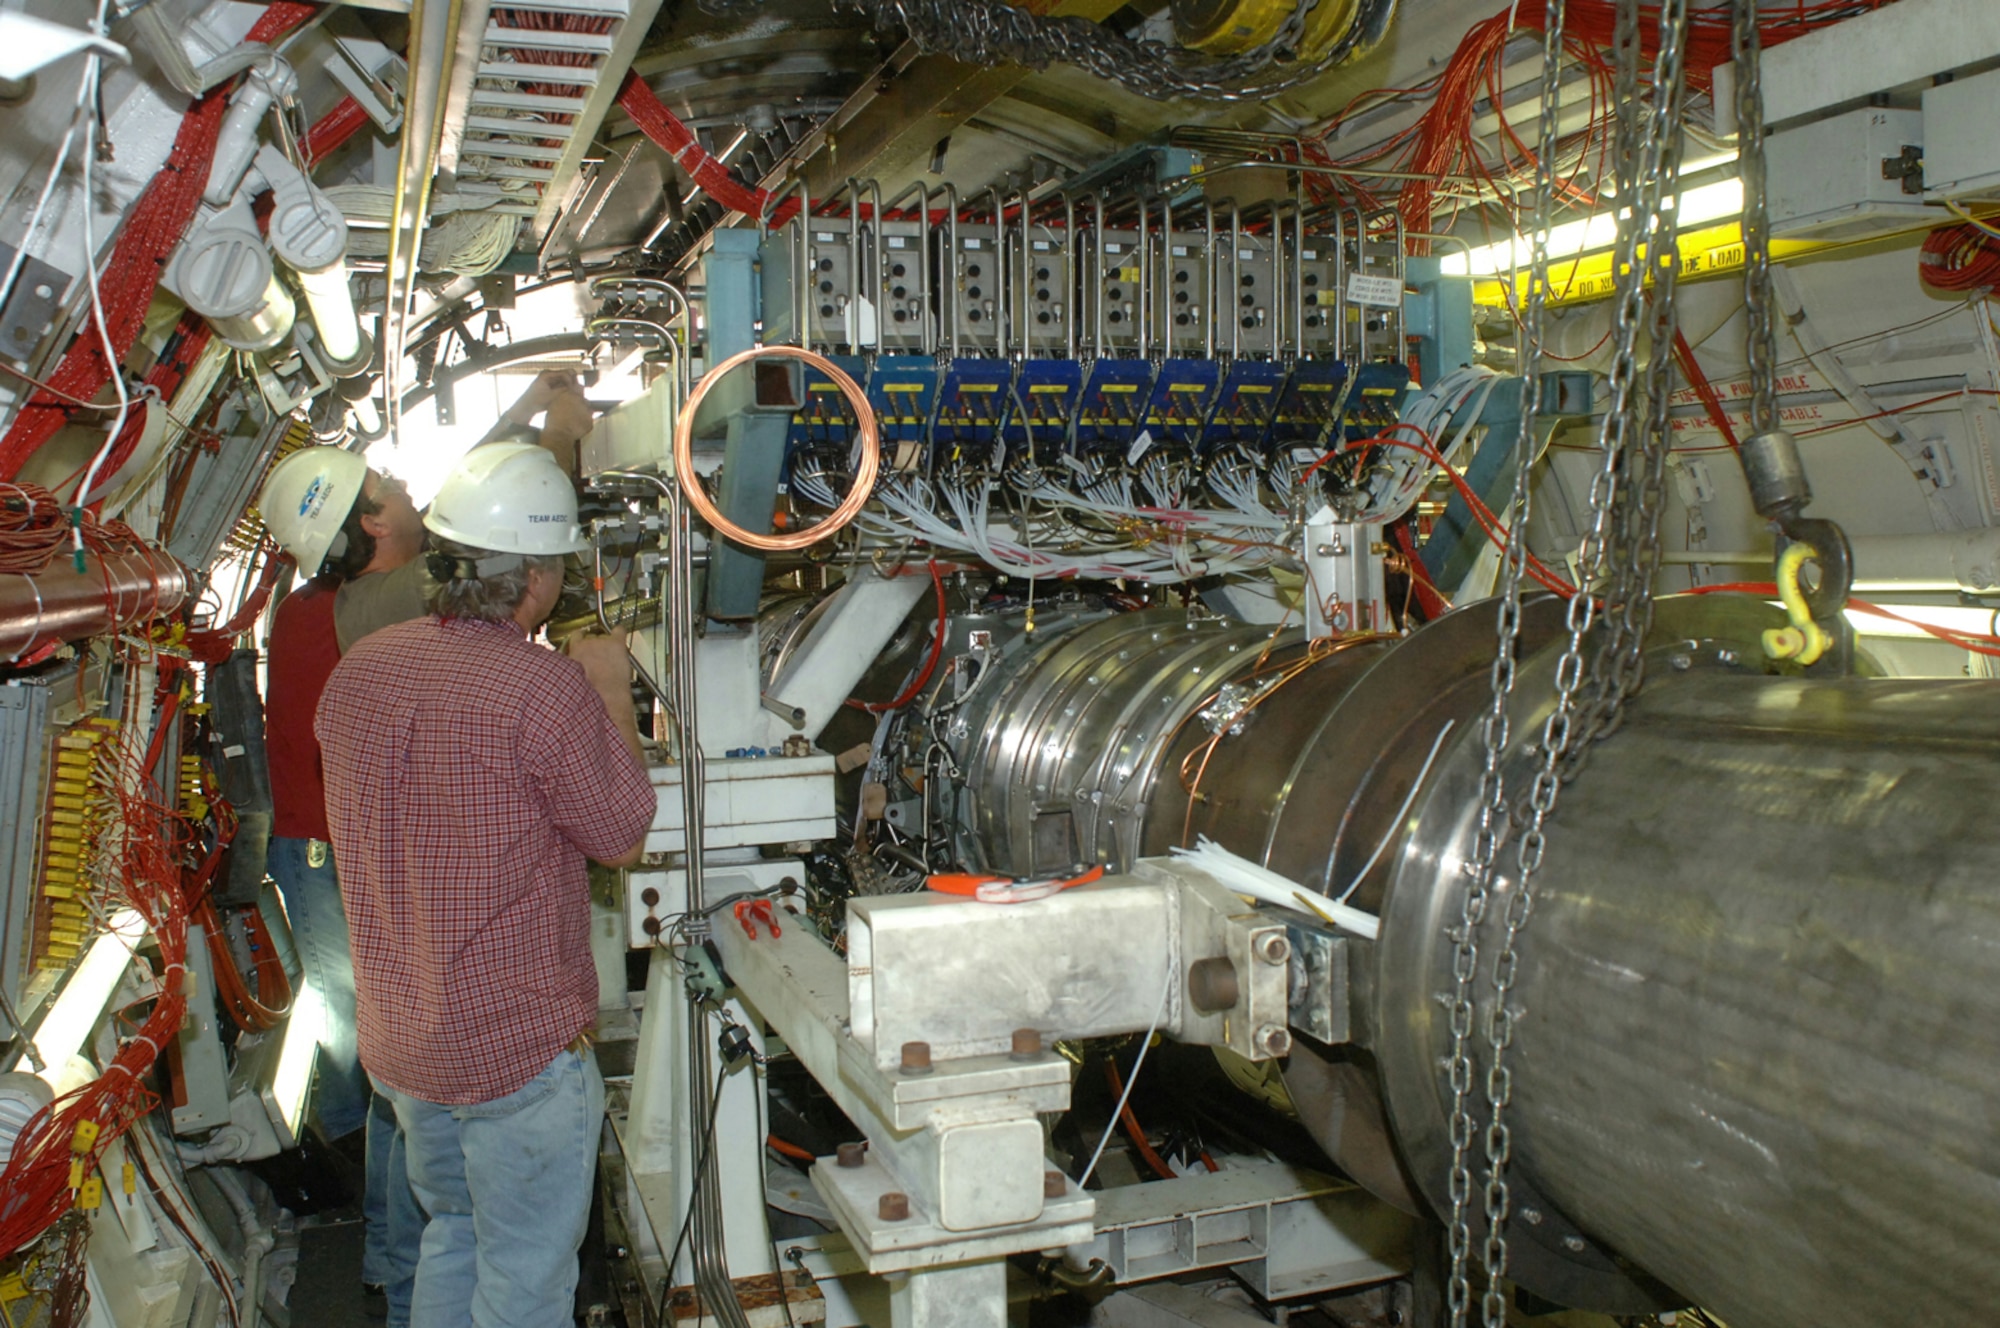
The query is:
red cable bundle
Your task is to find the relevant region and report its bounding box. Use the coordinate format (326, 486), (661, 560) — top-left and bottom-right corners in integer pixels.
(1918, 222), (2000, 294)
(0, 664), (203, 1255)
(0, 2), (321, 484)
(616, 75), (780, 221)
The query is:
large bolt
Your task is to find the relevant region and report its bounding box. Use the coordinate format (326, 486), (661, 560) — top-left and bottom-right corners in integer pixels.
(836, 1142), (867, 1169)
(1043, 1170), (1066, 1199)
(1253, 1024), (1292, 1058)
(1010, 1028), (1042, 1060)
(899, 1041), (933, 1076)
(879, 1192), (910, 1222)
(1563, 1235), (1588, 1253)
(1254, 932), (1291, 965)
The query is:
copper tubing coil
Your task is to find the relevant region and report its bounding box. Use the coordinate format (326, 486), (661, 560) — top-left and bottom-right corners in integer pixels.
(672, 344), (880, 553)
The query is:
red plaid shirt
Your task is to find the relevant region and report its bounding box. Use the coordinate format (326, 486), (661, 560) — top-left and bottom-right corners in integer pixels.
(316, 616), (655, 1104)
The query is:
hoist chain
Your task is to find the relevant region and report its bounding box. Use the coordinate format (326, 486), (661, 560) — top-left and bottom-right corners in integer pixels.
(1442, 1), (1567, 1322)
(1734, 0), (1779, 437)
(1447, 2), (1690, 1324)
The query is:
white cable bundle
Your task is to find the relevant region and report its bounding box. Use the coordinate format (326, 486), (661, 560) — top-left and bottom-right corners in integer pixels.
(322, 184), (523, 276)
(1168, 837), (1381, 940)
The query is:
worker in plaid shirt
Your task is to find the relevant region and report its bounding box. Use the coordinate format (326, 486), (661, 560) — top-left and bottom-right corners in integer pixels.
(318, 443), (656, 1328)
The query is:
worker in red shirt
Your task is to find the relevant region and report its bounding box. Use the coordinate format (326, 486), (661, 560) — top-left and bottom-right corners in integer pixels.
(260, 445), (429, 1326)
(316, 443), (655, 1327)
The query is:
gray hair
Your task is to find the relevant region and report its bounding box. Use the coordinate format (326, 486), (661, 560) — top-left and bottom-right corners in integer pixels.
(424, 538), (563, 622)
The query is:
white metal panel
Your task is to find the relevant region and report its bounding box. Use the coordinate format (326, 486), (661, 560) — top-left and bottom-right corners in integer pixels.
(1767, 107), (1930, 240)
(1762, 0), (2000, 128)
(1924, 66), (2000, 200)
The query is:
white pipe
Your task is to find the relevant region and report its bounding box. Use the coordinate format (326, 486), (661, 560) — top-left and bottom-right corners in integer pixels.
(209, 1167), (273, 1328)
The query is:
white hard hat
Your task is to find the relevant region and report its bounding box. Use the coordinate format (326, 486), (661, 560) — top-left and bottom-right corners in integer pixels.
(423, 442), (582, 556)
(259, 446), (371, 577)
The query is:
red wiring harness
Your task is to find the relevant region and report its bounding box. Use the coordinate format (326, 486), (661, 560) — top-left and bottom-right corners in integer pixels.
(0, 3), (320, 484)
(1918, 222), (2000, 294)
(0, 657), (215, 1255)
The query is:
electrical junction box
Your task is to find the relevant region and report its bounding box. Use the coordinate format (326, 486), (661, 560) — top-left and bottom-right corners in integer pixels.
(1767, 106), (1930, 242)
(1924, 67), (2000, 201)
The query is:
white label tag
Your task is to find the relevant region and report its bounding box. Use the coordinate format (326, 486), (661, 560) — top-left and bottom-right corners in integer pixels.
(223, 744), (246, 759)
(1171, 245), (1189, 256)
(1126, 428), (1155, 465)
(1105, 242), (1123, 254)
(1301, 249), (1318, 260)
(815, 232), (835, 242)
(1033, 239), (1052, 252)
(1347, 273), (1403, 308)
(887, 236), (907, 248)
(1291, 446), (1320, 465)
(964, 237), (983, 250)
(1238, 248), (1256, 260)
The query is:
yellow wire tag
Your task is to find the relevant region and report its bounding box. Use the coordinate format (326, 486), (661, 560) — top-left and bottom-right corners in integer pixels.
(123, 1161), (137, 1195)
(68, 1158), (85, 1191)
(78, 1176), (103, 1210)
(70, 1120), (100, 1153)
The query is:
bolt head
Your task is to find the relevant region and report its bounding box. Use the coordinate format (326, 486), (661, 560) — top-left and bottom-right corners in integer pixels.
(1253, 1024), (1292, 1058)
(878, 1192), (911, 1222)
(1521, 1207), (1542, 1225)
(1563, 1235), (1587, 1252)
(1254, 932), (1291, 965)
(1010, 1027), (1042, 1060)
(836, 1141), (867, 1169)
(899, 1041), (934, 1075)
(1670, 653), (1692, 671)
(1043, 1170), (1066, 1199)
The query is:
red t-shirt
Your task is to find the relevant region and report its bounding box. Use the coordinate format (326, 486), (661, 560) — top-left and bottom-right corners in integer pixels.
(266, 582), (342, 841)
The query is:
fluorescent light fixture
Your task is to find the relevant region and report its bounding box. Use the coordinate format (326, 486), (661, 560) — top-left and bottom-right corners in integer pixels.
(32, 910), (147, 1086)
(1440, 178), (1746, 277)
(265, 980), (322, 1148)
(296, 260), (364, 366)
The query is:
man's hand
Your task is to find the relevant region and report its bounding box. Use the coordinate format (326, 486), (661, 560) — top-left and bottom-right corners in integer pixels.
(508, 369), (582, 425)
(541, 388), (595, 452)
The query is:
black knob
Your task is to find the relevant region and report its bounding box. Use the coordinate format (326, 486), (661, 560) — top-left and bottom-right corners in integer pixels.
(967, 263), (982, 278)
(819, 281), (833, 294)
(820, 305), (835, 317)
(1303, 273), (1319, 287)
(1107, 287), (1123, 301)
(1175, 269), (1190, 284)
(893, 309), (908, 323)
(818, 258), (834, 272)
(1241, 273), (1256, 286)
(891, 262), (907, 278)
(1306, 314), (1321, 328)
(1173, 291), (1189, 305)
(892, 285), (907, 299)
(1175, 313), (1190, 326)
(1037, 311), (1052, 325)
(1241, 294), (1255, 308)
(1108, 311), (1123, 324)
(1036, 288), (1050, 301)
(1036, 267), (1051, 281)
(1241, 316), (1256, 328)
(969, 309), (983, 322)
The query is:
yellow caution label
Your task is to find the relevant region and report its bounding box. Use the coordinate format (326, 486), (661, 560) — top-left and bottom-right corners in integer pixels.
(1028, 384), (1070, 394)
(1234, 384), (1272, 394)
(881, 384), (924, 393)
(1096, 384), (1139, 393)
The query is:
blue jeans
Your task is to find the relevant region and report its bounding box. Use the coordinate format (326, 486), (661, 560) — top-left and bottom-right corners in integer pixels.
(367, 1091), (425, 1327)
(268, 837), (369, 1140)
(382, 1048), (604, 1328)
(270, 838), (421, 1319)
